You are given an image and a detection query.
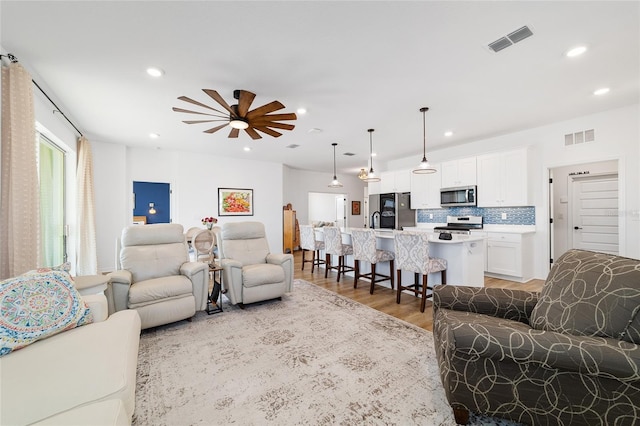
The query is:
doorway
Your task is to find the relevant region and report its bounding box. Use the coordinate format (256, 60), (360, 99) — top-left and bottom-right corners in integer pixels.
(308, 192), (347, 228)
(549, 159), (619, 265)
(133, 181), (171, 224)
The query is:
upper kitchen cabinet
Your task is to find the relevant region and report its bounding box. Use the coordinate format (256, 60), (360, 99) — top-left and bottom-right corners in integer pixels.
(410, 164), (441, 209)
(440, 157), (477, 188)
(477, 147), (532, 207)
(368, 179), (381, 195)
(380, 169), (411, 193)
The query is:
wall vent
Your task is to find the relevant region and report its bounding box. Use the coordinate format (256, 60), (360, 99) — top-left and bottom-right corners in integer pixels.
(488, 25), (533, 53)
(564, 129), (595, 146)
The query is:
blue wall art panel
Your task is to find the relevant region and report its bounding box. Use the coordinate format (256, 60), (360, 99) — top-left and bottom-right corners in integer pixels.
(417, 206), (535, 225)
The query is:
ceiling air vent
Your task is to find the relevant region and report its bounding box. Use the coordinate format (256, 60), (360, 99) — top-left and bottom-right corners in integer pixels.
(286, 144), (300, 149)
(488, 25), (533, 53)
(343, 152), (356, 156)
(564, 129), (595, 146)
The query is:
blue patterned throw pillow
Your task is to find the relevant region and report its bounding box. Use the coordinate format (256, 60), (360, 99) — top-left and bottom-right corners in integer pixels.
(0, 268), (93, 356)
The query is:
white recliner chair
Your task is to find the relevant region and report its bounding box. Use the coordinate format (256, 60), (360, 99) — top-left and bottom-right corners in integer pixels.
(107, 223), (209, 329)
(214, 221), (293, 307)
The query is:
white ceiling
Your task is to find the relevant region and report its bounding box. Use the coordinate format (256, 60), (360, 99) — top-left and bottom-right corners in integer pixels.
(1, 1), (638, 175)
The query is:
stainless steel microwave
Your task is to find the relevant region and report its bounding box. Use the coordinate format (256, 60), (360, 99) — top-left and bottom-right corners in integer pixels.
(440, 185), (477, 207)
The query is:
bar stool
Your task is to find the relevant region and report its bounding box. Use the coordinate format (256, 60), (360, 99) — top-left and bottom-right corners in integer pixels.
(351, 228), (395, 294)
(323, 226), (354, 282)
(299, 225), (325, 273)
(393, 231), (447, 313)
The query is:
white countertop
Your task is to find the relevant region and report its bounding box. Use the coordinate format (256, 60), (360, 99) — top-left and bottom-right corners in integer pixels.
(336, 227), (486, 244)
(409, 224), (536, 234)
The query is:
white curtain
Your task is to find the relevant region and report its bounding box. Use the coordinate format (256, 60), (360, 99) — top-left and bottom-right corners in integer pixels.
(0, 62), (39, 279)
(76, 136), (98, 275)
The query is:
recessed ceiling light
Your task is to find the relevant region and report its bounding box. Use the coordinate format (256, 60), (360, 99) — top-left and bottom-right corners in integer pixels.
(371, 152), (377, 157)
(243, 147), (251, 152)
(149, 133), (160, 139)
(308, 128), (323, 133)
(593, 87), (610, 96)
(444, 131), (454, 137)
(297, 108), (307, 115)
(566, 45), (587, 58)
(146, 67), (164, 77)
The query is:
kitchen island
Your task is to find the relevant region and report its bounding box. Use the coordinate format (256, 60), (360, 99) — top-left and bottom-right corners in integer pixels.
(315, 228), (486, 288)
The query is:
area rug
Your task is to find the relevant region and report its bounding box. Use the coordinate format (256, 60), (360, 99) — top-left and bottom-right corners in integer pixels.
(134, 279), (519, 426)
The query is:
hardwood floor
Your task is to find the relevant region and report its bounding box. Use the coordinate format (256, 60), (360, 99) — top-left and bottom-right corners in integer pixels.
(293, 250), (544, 332)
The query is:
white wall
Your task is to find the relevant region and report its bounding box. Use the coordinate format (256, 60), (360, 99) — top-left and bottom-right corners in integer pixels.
(92, 144), (284, 273)
(387, 104), (640, 279)
(283, 167), (368, 228)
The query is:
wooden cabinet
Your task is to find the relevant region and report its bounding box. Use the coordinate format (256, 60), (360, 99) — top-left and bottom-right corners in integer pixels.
(283, 209), (297, 253)
(477, 148), (530, 207)
(380, 169), (411, 193)
(440, 157), (476, 188)
(410, 164), (441, 209)
(486, 232), (534, 282)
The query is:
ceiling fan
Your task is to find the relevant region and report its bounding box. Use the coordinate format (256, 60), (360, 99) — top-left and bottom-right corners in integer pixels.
(172, 89), (297, 139)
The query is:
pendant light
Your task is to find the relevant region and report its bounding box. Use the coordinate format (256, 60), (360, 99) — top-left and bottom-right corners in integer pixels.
(357, 168), (368, 180)
(328, 142), (343, 188)
(412, 107), (437, 174)
(363, 129), (381, 183)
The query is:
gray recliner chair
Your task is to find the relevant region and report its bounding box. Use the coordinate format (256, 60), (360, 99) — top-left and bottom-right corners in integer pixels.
(214, 221), (293, 307)
(107, 223), (209, 329)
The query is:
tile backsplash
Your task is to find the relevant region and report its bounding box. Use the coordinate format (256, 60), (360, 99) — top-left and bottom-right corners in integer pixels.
(417, 206), (535, 225)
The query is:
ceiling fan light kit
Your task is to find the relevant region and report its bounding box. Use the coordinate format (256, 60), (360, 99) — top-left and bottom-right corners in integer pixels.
(362, 129), (381, 183)
(172, 89), (296, 139)
(328, 142), (343, 188)
(412, 107), (437, 175)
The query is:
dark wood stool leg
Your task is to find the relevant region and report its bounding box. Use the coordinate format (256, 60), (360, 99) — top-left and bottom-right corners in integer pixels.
(337, 255), (343, 282)
(354, 259), (360, 288)
(396, 270), (402, 304)
(325, 253), (331, 278)
(420, 274), (428, 313)
(389, 260), (395, 289)
(413, 272), (419, 297)
(369, 263), (376, 294)
(310, 249), (315, 273)
(441, 269), (447, 284)
(301, 249), (306, 271)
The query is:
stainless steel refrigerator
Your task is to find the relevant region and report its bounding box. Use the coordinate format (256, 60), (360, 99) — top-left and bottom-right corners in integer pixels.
(368, 192), (415, 230)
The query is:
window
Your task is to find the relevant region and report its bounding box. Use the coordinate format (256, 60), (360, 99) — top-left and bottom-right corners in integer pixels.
(37, 133), (66, 266)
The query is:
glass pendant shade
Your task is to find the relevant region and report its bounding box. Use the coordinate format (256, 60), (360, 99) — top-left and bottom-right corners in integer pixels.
(412, 107), (437, 174)
(357, 168), (368, 180)
(363, 129), (381, 183)
(328, 142), (343, 188)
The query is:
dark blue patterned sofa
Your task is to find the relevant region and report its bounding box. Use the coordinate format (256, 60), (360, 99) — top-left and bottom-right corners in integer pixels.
(433, 249), (640, 425)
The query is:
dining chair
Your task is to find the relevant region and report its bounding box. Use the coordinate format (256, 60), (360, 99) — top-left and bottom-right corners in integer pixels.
(192, 229), (215, 264)
(351, 228), (395, 294)
(393, 231), (447, 312)
(299, 224), (325, 273)
(323, 226), (354, 282)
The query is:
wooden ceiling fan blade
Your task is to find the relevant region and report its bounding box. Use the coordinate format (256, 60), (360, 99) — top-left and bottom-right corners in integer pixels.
(172, 107), (222, 117)
(183, 119), (227, 124)
(245, 100), (285, 119)
(245, 127), (262, 140)
(229, 128), (240, 138)
(203, 89), (235, 115)
(251, 121), (295, 131)
(177, 96), (229, 115)
(259, 113), (297, 121)
(236, 90), (256, 117)
(254, 126), (282, 138)
(203, 123), (229, 134)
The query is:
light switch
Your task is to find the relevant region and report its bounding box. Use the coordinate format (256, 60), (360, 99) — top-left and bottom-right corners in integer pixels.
(501, 212), (507, 220)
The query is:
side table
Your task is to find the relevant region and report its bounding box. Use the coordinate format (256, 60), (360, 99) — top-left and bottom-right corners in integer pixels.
(207, 263), (224, 315)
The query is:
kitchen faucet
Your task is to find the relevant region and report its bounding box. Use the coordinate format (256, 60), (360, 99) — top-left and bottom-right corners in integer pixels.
(371, 211), (381, 229)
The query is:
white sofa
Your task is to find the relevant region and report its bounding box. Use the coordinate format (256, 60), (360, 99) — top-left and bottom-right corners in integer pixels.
(0, 291), (141, 425)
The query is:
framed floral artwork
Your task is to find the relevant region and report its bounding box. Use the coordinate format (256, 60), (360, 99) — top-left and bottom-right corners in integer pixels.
(218, 188), (253, 216)
(351, 201), (361, 215)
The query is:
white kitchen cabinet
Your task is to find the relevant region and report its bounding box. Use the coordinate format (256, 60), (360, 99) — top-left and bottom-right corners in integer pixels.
(380, 169), (411, 193)
(477, 148), (531, 207)
(368, 179), (381, 195)
(410, 164), (441, 209)
(440, 157), (476, 188)
(486, 232), (534, 282)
